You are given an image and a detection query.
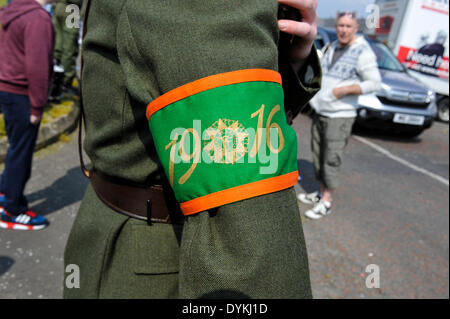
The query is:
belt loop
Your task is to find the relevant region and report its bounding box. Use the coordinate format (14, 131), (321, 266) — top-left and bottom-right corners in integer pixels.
(146, 200), (153, 226)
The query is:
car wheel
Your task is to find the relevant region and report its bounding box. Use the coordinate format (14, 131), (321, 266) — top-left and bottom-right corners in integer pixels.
(437, 97), (449, 123)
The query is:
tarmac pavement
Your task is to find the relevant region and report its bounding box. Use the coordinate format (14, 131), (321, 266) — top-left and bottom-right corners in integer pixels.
(0, 135), (87, 299)
(293, 115), (449, 299)
(0, 114), (448, 299)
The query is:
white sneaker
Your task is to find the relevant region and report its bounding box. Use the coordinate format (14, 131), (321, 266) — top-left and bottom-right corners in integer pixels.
(304, 201), (332, 220)
(297, 191), (321, 205)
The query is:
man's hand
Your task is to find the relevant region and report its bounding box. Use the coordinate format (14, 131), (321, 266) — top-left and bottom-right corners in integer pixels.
(332, 85), (363, 99)
(30, 114), (41, 125)
(332, 87), (346, 99)
(277, 0), (318, 71)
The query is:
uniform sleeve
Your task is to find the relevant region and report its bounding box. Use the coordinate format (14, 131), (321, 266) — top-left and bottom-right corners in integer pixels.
(117, 1), (282, 103)
(117, 1), (321, 121)
(279, 45), (322, 124)
(117, 1), (306, 212)
(114, 1), (312, 298)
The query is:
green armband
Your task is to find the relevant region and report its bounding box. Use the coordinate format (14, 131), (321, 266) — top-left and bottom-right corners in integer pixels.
(147, 69), (298, 216)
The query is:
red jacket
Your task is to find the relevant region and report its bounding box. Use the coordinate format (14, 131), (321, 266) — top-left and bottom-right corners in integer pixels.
(0, 0), (55, 117)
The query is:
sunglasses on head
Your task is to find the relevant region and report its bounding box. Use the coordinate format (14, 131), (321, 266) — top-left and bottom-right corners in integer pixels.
(337, 11), (357, 19)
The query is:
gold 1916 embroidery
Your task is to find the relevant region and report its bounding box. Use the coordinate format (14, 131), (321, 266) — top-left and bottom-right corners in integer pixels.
(165, 104), (285, 187)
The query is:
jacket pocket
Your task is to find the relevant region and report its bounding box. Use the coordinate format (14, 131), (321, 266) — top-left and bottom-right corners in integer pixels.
(132, 223), (181, 275)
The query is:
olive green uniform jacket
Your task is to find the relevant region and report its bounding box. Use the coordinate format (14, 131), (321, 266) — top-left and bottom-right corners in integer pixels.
(64, 0), (321, 299)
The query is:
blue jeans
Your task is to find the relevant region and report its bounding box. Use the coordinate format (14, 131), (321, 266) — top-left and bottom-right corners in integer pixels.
(0, 91), (40, 215)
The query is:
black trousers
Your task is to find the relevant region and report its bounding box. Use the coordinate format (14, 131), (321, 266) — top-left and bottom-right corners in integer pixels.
(0, 91), (40, 215)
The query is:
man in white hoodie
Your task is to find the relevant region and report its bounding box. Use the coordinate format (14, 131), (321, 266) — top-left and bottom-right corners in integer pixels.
(298, 11), (381, 220)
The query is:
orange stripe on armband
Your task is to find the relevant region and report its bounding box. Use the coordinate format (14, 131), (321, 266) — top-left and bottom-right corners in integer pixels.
(146, 69), (282, 120)
(179, 171), (298, 216)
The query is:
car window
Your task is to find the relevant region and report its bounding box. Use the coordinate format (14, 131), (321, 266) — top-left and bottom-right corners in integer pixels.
(327, 32), (337, 43)
(316, 28), (337, 51)
(369, 42), (405, 72)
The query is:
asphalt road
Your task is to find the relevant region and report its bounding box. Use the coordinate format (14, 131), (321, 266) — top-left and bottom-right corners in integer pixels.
(0, 115), (448, 299)
(0, 136), (88, 299)
(293, 115), (449, 299)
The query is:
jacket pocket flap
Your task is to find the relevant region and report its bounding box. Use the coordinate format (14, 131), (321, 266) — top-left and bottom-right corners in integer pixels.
(132, 224), (181, 275)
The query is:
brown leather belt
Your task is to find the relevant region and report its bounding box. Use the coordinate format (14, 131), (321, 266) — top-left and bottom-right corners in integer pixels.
(90, 171), (184, 225)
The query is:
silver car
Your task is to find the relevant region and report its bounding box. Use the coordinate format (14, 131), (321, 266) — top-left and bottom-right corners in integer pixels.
(314, 27), (437, 138)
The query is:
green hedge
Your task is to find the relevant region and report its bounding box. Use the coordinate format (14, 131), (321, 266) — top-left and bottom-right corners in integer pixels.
(0, 0), (7, 8)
